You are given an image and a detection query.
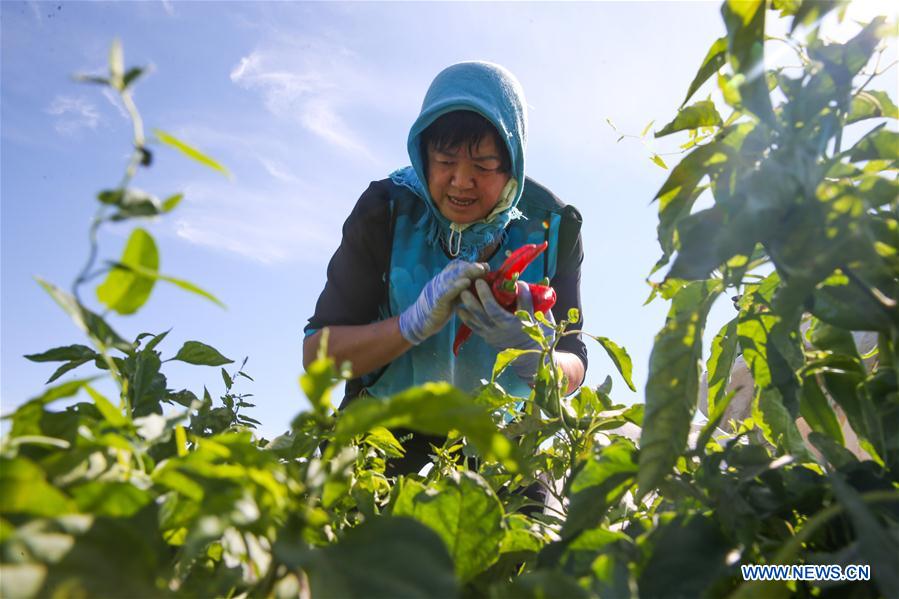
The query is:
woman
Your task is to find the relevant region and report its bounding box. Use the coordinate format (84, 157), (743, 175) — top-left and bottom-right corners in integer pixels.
(303, 61), (587, 474)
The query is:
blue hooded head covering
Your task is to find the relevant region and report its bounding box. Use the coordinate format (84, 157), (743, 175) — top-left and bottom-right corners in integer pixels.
(390, 61), (528, 261)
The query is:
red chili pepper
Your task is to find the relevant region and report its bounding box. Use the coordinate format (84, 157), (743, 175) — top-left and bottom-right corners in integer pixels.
(453, 242), (557, 355)
(528, 282), (557, 315)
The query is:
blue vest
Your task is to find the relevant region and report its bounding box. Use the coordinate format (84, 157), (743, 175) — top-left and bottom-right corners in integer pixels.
(363, 180), (563, 399)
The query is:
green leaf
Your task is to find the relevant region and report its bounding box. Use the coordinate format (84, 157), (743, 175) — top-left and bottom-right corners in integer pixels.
(0, 564), (47, 599)
(829, 473), (899, 599)
(288, 517), (458, 599)
(808, 318), (862, 359)
(166, 389), (198, 408)
(300, 355), (339, 414)
(364, 426), (405, 458)
(789, 0), (843, 33)
(130, 349), (166, 417)
(153, 468), (204, 501)
(500, 514), (544, 555)
(651, 142), (729, 271)
(96, 228), (159, 315)
(393, 470), (504, 581)
(70, 482), (151, 517)
(722, 0), (775, 123)
(561, 438), (638, 539)
(84, 385), (129, 427)
(23, 378), (99, 408)
(7, 378), (100, 438)
(24, 344), (96, 363)
(586, 336), (635, 391)
(8, 528), (75, 569)
(813, 361), (868, 446)
(108, 188), (162, 221)
(0, 458), (76, 517)
(161, 193), (183, 213)
(695, 389), (737, 451)
(74, 74), (110, 86)
(97, 189), (123, 205)
(106, 262), (225, 309)
(682, 37), (728, 107)
(737, 276), (804, 417)
(656, 100), (723, 137)
(807, 432), (856, 468)
(641, 120), (655, 137)
(172, 341), (233, 366)
(668, 204), (756, 280)
(142, 329), (171, 352)
(154, 129), (230, 177)
(333, 382), (517, 469)
(34, 503), (166, 597)
(650, 154), (668, 169)
(638, 514), (731, 599)
(717, 70), (742, 108)
(858, 174), (899, 208)
(706, 317), (739, 415)
(846, 14), (891, 72)
(848, 90), (899, 124)
(492, 348), (534, 381)
(36, 278), (132, 352)
(122, 66), (144, 89)
(108, 38), (124, 89)
(221, 368), (233, 390)
(754, 387), (812, 458)
(537, 528), (636, 584)
(493, 571), (590, 599)
(43, 358), (94, 384)
(849, 126), (898, 162)
(571, 386), (601, 418)
(811, 275), (896, 331)
(639, 279), (721, 499)
(622, 403), (644, 426)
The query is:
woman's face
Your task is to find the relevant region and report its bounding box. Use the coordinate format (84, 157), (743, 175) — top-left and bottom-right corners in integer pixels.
(426, 135), (512, 225)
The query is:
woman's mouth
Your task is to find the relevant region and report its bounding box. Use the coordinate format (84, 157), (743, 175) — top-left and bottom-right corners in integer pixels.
(448, 195), (477, 207)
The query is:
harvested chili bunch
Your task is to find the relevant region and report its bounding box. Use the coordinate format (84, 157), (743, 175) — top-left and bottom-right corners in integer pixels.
(453, 241), (557, 355)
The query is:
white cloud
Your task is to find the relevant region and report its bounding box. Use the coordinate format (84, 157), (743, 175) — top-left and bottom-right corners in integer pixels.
(174, 219), (291, 264)
(258, 157), (300, 184)
(229, 41), (376, 160)
(167, 180), (345, 265)
(26, 0), (41, 23)
(46, 95), (101, 135)
(299, 98), (370, 155)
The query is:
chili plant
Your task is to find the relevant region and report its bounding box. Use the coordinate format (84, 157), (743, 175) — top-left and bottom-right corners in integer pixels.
(2, 2), (898, 597)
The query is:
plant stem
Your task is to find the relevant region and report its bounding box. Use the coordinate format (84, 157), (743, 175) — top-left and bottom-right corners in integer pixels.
(773, 490), (899, 565)
(72, 209), (106, 303)
(533, 472), (567, 509)
(842, 264), (898, 317)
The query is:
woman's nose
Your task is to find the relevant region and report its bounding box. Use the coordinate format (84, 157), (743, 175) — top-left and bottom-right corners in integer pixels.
(451, 164), (475, 189)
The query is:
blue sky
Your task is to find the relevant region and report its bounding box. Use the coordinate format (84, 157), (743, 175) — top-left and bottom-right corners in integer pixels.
(2, 1), (895, 439)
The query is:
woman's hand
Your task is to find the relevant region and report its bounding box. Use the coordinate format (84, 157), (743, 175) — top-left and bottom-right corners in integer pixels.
(399, 260), (489, 345)
(457, 279), (555, 380)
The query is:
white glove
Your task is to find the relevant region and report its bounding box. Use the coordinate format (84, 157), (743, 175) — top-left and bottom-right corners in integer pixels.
(399, 260), (489, 345)
(457, 279), (555, 379)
